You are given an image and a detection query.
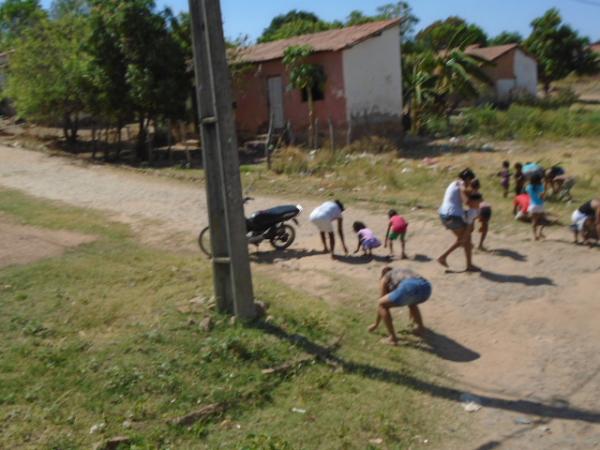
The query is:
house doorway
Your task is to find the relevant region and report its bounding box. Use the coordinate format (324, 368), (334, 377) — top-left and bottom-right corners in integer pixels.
(267, 76), (285, 129)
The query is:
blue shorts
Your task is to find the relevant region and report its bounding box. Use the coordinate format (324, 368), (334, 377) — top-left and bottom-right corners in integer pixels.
(388, 278), (432, 307)
(440, 214), (466, 230)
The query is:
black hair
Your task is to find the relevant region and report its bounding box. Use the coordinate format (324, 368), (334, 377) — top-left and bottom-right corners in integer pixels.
(353, 221), (366, 233)
(515, 162), (523, 170)
(458, 168), (476, 181)
(380, 266), (393, 278)
(530, 173), (543, 185)
(335, 200), (345, 211)
(468, 192), (483, 201)
(502, 160), (510, 168)
(388, 209), (398, 218)
(470, 178), (481, 190)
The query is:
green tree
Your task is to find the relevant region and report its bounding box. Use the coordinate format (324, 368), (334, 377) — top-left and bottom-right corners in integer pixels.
(87, 0), (188, 160)
(416, 16), (487, 51)
(259, 10), (333, 43)
(402, 52), (437, 134)
(282, 45), (326, 148)
(6, 15), (90, 142)
(525, 8), (598, 94)
(49, 0), (90, 19)
(489, 31), (523, 46)
(346, 2), (418, 36)
(0, 0), (45, 49)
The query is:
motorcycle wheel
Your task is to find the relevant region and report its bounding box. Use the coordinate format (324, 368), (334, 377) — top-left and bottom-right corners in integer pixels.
(198, 226), (212, 258)
(270, 224), (295, 250)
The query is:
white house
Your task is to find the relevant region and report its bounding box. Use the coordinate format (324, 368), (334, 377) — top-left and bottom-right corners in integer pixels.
(465, 44), (538, 100)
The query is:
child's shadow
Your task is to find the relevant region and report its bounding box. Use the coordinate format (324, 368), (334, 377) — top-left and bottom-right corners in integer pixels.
(334, 254), (392, 265)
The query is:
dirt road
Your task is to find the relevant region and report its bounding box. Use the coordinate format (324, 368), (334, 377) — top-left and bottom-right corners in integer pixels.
(2, 144), (600, 449)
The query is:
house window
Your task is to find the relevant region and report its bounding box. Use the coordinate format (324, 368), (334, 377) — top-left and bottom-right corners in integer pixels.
(301, 82), (325, 102)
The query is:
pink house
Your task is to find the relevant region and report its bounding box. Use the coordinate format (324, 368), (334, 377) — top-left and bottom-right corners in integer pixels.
(233, 19), (404, 140)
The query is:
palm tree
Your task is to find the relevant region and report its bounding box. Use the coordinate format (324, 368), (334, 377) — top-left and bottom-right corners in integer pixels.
(402, 52), (437, 134)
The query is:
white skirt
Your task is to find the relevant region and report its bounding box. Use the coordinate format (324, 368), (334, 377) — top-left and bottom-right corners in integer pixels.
(571, 209), (590, 231)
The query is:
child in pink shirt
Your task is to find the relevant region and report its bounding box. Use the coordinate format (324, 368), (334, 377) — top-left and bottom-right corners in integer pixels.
(384, 210), (408, 259)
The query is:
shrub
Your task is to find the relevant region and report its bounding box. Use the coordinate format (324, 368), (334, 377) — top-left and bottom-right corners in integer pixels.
(344, 136), (398, 154)
(271, 146), (309, 175)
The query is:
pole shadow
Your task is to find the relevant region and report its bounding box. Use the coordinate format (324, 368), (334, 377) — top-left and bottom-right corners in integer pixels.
(333, 254), (392, 265)
(250, 248), (323, 264)
(480, 270), (554, 287)
(252, 322), (600, 424)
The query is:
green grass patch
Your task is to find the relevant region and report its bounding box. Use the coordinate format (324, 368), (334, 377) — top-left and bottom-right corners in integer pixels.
(451, 105), (600, 140)
(0, 191), (453, 449)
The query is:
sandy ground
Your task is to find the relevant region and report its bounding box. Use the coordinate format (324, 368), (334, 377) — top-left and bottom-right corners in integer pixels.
(0, 214), (95, 269)
(1, 144), (600, 449)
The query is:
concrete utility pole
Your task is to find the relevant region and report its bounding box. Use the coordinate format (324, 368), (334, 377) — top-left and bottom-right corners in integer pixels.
(188, 0), (256, 319)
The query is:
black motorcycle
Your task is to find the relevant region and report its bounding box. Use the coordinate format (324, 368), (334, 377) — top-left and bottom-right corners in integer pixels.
(198, 197), (303, 257)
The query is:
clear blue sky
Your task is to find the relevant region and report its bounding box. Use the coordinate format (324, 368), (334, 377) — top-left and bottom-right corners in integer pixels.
(40, 0), (600, 42)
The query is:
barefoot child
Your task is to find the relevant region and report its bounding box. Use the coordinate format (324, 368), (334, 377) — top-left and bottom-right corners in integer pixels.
(526, 174), (546, 241)
(571, 198), (600, 245)
(352, 221), (382, 256)
(497, 160), (510, 198)
(368, 266), (432, 345)
(384, 210), (408, 259)
(514, 162), (525, 195)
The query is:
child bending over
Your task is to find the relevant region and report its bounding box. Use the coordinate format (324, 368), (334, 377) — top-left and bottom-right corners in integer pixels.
(368, 266), (432, 345)
(353, 221), (382, 256)
(384, 209), (408, 259)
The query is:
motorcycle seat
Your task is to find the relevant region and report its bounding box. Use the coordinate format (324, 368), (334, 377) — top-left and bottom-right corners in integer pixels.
(248, 205), (300, 230)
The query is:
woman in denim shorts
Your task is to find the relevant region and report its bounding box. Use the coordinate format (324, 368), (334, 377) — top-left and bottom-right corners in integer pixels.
(437, 169), (480, 272)
(368, 267), (432, 345)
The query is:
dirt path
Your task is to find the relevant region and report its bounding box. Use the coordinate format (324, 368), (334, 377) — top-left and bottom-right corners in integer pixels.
(2, 144), (600, 449)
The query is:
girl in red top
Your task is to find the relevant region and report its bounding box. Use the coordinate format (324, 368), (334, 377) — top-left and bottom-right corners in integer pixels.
(384, 210), (408, 259)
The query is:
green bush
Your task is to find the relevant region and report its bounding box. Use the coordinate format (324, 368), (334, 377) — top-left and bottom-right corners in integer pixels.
(455, 105), (600, 139)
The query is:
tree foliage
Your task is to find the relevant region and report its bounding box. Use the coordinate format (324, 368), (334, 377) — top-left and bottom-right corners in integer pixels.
(346, 2), (418, 36)
(87, 0), (188, 158)
(0, 0), (45, 49)
(6, 14), (90, 141)
(525, 8), (598, 92)
(49, 0), (90, 19)
(415, 16), (487, 51)
(259, 10), (333, 43)
(402, 47), (491, 133)
(489, 31), (523, 46)
(283, 45), (326, 147)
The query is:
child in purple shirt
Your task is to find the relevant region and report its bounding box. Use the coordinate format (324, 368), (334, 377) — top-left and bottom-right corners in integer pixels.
(353, 221), (382, 256)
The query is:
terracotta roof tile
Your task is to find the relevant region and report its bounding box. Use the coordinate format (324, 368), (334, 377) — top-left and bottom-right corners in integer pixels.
(464, 44), (519, 62)
(236, 19), (402, 63)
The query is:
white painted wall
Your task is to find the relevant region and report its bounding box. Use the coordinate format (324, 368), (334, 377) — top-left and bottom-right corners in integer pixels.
(342, 26), (403, 123)
(514, 49), (538, 97)
(496, 79), (516, 100)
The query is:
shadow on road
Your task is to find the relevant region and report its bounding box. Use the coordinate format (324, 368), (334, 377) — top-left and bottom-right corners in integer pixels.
(250, 248), (323, 264)
(490, 248), (527, 262)
(480, 270), (554, 286)
(253, 322), (600, 424)
(333, 254), (392, 265)
(420, 329), (480, 362)
(413, 253), (433, 263)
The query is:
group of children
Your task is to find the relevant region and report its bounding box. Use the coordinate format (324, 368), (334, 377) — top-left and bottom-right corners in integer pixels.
(307, 160), (598, 346)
